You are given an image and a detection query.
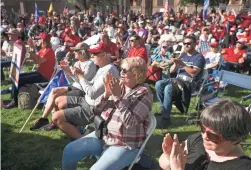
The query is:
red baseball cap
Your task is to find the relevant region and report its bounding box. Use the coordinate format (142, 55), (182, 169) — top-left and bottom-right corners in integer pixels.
(88, 42), (106, 54)
(35, 32), (51, 40)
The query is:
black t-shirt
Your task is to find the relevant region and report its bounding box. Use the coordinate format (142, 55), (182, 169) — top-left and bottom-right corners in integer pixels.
(186, 132), (251, 170)
(179, 52), (205, 81)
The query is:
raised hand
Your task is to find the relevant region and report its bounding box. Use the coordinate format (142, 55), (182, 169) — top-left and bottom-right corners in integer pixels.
(159, 133), (173, 170)
(170, 134), (187, 170)
(108, 75), (122, 100)
(27, 38), (35, 49)
(103, 72), (112, 98)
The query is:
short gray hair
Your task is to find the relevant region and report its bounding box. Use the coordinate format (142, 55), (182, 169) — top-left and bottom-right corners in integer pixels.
(200, 99), (251, 142)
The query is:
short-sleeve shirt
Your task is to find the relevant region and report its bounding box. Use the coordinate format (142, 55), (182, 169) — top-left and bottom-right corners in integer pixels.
(128, 46), (148, 64)
(224, 48), (246, 63)
(204, 52), (221, 66)
(179, 52), (206, 80)
(185, 133), (251, 170)
(36, 48), (56, 80)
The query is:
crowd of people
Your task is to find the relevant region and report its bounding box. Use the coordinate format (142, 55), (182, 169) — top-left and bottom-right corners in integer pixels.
(1, 6), (251, 170)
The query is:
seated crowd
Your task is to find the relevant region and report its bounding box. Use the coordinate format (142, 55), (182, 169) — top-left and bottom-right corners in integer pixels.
(1, 7), (251, 170)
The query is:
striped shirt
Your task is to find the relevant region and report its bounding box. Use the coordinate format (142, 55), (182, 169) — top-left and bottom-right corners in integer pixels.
(94, 83), (153, 149)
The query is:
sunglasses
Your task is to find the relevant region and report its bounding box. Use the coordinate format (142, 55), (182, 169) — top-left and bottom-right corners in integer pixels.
(121, 68), (131, 73)
(162, 46), (168, 49)
(130, 40), (136, 42)
(183, 42), (192, 46)
(200, 124), (224, 144)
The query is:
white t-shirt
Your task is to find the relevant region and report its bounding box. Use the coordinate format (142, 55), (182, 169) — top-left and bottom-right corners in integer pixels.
(50, 37), (60, 52)
(204, 51), (221, 67)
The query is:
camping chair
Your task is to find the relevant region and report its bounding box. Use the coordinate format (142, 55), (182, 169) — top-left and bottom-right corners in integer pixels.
(127, 113), (157, 170)
(196, 70), (251, 121)
(185, 69), (209, 122)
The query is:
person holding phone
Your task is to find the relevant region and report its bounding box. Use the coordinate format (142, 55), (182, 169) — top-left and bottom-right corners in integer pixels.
(155, 35), (205, 128)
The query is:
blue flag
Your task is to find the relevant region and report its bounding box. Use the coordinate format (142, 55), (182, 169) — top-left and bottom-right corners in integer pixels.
(203, 0), (210, 21)
(39, 70), (70, 103)
(35, 3), (39, 23)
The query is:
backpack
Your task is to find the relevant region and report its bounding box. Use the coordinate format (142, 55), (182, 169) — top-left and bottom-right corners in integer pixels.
(18, 84), (40, 109)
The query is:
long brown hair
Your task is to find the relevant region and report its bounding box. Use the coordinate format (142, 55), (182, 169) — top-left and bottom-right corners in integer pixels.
(41, 39), (52, 48)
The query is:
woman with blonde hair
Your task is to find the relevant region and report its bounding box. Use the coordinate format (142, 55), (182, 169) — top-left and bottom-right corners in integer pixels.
(30, 43), (97, 131)
(62, 57), (153, 170)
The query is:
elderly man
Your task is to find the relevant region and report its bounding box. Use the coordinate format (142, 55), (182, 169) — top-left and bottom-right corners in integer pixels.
(31, 43), (119, 139)
(155, 35), (205, 128)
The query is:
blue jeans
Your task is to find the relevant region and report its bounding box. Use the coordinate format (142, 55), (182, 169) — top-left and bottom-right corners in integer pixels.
(155, 78), (173, 119)
(62, 132), (139, 170)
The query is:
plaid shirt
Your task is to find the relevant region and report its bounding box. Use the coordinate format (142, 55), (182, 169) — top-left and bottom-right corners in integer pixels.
(94, 83), (153, 149)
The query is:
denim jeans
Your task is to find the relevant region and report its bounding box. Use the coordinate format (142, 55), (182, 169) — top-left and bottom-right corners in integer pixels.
(62, 132), (139, 170)
(155, 78), (173, 119)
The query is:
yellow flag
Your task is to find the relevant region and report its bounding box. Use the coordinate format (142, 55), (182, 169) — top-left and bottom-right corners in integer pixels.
(48, 3), (53, 13)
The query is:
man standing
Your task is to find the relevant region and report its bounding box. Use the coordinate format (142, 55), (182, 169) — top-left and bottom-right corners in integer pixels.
(155, 35), (205, 128)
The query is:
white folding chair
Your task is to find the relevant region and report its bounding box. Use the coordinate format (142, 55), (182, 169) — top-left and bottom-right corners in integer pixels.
(127, 113), (157, 170)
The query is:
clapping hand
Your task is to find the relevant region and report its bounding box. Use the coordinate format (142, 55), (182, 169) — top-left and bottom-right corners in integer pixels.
(159, 133), (187, 170)
(171, 58), (185, 67)
(59, 60), (71, 73)
(72, 67), (84, 79)
(27, 38), (36, 49)
(103, 72), (113, 98)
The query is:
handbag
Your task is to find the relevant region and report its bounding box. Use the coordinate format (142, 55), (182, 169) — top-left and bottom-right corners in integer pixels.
(94, 108), (116, 139)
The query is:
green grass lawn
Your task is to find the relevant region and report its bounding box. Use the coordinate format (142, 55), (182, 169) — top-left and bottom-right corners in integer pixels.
(1, 66), (251, 170)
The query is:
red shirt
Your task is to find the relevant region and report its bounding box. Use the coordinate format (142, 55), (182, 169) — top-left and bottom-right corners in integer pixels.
(36, 48), (56, 80)
(128, 46), (148, 64)
(107, 42), (118, 56)
(64, 34), (80, 47)
(224, 48), (246, 63)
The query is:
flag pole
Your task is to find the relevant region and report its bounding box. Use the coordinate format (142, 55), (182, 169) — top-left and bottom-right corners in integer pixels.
(19, 69), (60, 133)
(19, 102), (40, 133)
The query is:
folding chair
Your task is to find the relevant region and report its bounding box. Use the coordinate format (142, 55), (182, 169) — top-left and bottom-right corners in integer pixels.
(127, 113), (157, 170)
(196, 71), (251, 122)
(186, 69), (209, 122)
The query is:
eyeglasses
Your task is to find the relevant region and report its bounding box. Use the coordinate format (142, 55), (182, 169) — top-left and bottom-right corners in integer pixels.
(200, 124), (224, 144)
(183, 42), (192, 46)
(129, 40), (136, 42)
(121, 68), (131, 73)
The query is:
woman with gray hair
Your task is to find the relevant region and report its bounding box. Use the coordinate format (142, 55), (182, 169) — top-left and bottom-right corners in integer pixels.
(30, 44), (97, 131)
(62, 57), (153, 170)
(159, 99), (251, 170)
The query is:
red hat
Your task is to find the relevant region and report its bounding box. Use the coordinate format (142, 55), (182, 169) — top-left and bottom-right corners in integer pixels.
(35, 32), (51, 40)
(230, 27), (236, 32)
(210, 42), (219, 48)
(88, 42), (106, 54)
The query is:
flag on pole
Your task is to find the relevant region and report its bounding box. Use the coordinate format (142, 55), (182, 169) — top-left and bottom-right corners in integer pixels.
(48, 2), (53, 13)
(203, 0), (210, 20)
(39, 70), (70, 103)
(35, 3), (39, 23)
(164, 0), (170, 13)
(63, 4), (69, 14)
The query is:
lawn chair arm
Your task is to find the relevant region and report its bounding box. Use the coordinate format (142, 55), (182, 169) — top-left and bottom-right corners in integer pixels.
(243, 94), (251, 101)
(203, 81), (218, 89)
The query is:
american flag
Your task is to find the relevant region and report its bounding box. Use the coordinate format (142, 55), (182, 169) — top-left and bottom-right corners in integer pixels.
(164, 0), (170, 13)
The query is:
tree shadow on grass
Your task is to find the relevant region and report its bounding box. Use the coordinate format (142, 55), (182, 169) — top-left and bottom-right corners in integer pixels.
(1, 123), (68, 170)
